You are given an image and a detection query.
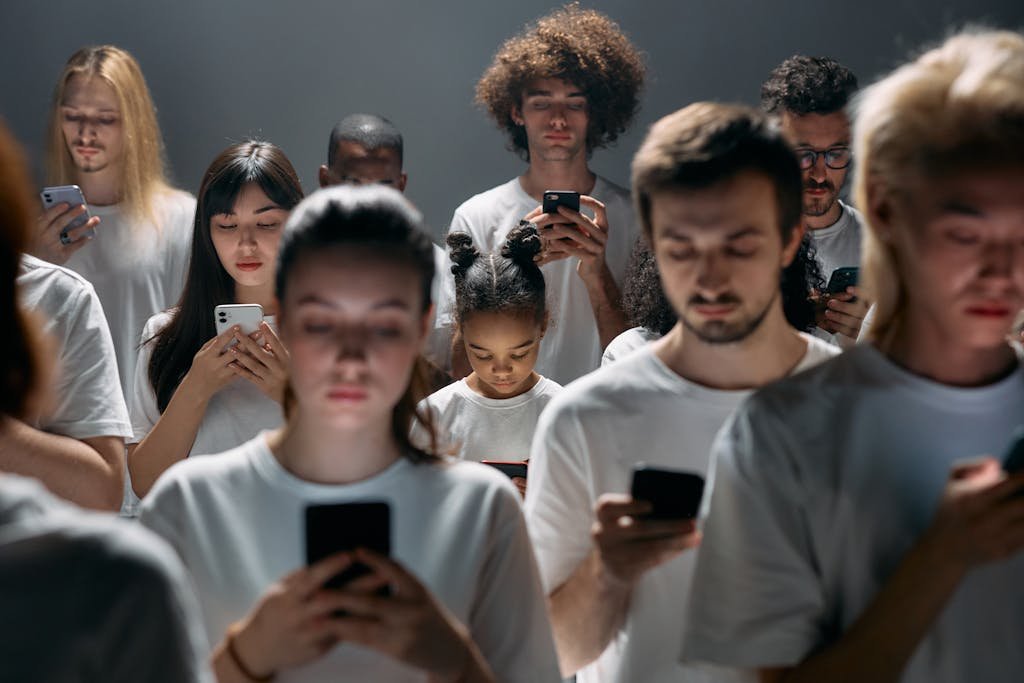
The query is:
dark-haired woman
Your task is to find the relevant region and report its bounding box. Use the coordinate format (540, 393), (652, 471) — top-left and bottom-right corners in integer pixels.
(416, 224), (560, 494)
(127, 141), (303, 499)
(139, 185), (561, 682)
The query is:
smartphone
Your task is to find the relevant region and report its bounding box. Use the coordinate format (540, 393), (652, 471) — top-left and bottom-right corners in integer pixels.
(481, 460), (528, 480)
(215, 304), (263, 348)
(1002, 426), (1024, 474)
(630, 464), (705, 520)
(542, 190), (581, 215)
(40, 185), (95, 243)
(826, 266), (859, 295)
(305, 502), (391, 593)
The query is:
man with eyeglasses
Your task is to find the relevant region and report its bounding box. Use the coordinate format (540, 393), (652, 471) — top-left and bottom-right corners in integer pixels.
(762, 55), (869, 344)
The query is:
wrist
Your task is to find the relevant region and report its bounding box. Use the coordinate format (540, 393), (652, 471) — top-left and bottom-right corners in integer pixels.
(180, 369), (215, 407)
(226, 620), (275, 682)
(589, 548), (634, 596)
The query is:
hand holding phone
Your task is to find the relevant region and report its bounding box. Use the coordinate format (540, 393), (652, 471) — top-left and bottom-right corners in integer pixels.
(35, 185), (100, 264)
(630, 464), (705, 520)
(826, 267), (859, 296)
(215, 304), (264, 349)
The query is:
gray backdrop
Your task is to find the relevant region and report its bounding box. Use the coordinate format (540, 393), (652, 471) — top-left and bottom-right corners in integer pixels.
(2, 0), (1021, 242)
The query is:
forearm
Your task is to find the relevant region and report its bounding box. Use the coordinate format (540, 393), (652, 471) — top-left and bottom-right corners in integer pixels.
(767, 531), (966, 683)
(548, 550), (632, 676)
(210, 641), (259, 683)
(129, 379), (208, 497)
(0, 416), (123, 510)
(582, 264), (627, 349)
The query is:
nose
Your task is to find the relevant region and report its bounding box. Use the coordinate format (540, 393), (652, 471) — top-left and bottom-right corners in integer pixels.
(334, 327), (368, 365)
(694, 250), (729, 295)
(549, 105), (568, 129)
(492, 357), (513, 376)
(808, 154), (828, 182)
(238, 226), (258, 251)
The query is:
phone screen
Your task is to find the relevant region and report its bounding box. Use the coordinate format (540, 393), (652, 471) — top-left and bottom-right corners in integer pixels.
(631, 466), (705, 520)
(542, 190), (581, 215)
(305, 501), (391, 591)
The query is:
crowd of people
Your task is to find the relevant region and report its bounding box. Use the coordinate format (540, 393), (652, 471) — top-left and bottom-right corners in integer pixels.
(1, 4), (1022, 682)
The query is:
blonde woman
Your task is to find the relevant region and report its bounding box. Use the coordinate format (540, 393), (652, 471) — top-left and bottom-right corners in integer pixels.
(34, 45), (195, 396)
(682, 30), (1024, 683)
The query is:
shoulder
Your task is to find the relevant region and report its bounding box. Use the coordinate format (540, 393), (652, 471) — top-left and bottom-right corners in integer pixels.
(593, 175), (631, 203)
(18, 254), (96, 297)
(840, 201), (866, 231)
(604, 326), (659, 362)
(421, 380), (468, 411)
(451, 179), (524, 226)
(144, 438), (262, 513)
(142, 309), (177, 339)
(796, 332), (843, 369)
(541, 349), (654, 425)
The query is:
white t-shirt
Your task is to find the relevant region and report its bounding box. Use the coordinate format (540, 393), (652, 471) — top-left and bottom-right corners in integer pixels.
(17, 254), (132, 440)
(524, 335), (838, 683)
(139, 435), (561, 683)
(437, 176), (638, 385)
(682, 344), (1024, 682)
(808, 201), (864, 347)
(601, 326), (662, 366)
(0, 474), (212, 683)
(415, 376), (562, 462)
(129, 310), (284, 455)
(422, 244), (453, 372)
(64, 190), (196, 397)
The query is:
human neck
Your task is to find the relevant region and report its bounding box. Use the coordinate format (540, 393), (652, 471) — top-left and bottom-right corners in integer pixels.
(75, 167), (121, 206)
(655, 306), (808, 391)
(804, 200), (844, 231)
(266, 412), (403, 485)
(518, 156), (595, 201)
(884, 318), (1018, 387)
(234, 281), (277, 316)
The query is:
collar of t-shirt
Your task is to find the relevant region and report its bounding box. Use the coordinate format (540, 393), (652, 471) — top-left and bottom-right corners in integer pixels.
(807, 200), (855, 241)
(512, 175), (609, 208)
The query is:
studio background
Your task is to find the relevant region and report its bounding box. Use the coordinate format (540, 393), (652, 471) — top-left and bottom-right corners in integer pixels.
(2, 0), (1021, 242)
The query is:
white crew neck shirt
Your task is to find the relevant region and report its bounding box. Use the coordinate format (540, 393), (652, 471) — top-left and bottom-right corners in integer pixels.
(437, 176), (638, 385)
(139, 435), (561, 682)
(524, 334), (838, 683)
(64, 190), (195, 397)
(415, 376), (562, 462)
(682, 344), (1024, 682)
(601, 326), (662, 366)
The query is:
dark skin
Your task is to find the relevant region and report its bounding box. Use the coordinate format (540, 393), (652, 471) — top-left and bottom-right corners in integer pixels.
(318, 141), (406, 191)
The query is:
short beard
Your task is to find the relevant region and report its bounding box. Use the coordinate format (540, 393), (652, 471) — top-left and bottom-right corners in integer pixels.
(803, 193), (838, 218)
(680, 289), (777, 345)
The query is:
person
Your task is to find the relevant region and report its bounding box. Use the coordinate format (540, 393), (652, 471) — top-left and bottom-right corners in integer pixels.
(601, 238), (676, 364)
(682, 30), (1024, 683)
(35, 45), (196, 396)
(761, 55), (869, 345)
(0, 117), (212, 683)
(438, 4), (645, 385)
(415, 223), (561, 495)
(319, 113), (452, 378)
(15, 250), (130, 510)
(524, 102), (839, 683)
(139, 185), (561, 682)
(127, 141), (302, 499)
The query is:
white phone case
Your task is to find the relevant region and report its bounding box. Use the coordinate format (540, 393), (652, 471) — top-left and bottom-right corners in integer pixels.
(215, 304), (264, 340)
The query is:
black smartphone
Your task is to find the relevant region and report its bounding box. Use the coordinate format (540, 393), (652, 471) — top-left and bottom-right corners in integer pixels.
(481, 460), (528, 480)
(630, 465), (705, 520)
(542, 190), (581, 215)
(305, 501), (391, 592)
(826, 266), (859, 295)
(1002, 426), (1024, 474)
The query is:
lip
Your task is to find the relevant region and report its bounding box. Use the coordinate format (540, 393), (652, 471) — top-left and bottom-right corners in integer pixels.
(544, 134), (571, 141)
(236, 262), (262, 271)
(693, 304), (737, 317)
(76, 147), (99, 156)
(805, 188), (828, 195)
(965, 304), (1012, 318)
(327, 385), (368, 401)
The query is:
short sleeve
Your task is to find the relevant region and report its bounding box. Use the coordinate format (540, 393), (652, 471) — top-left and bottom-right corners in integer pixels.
(41, 283), (132, 440)
(681, 405), (827, 668)
(523, 402), (597, 593)
(467, 485), (562, 682)
(128, 314), (168, 445)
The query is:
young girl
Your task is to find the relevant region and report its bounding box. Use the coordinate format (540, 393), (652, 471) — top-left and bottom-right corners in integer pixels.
(417, 224), (560, 488)
(139, 185), (560, 682)
(127, 141), (303, 498)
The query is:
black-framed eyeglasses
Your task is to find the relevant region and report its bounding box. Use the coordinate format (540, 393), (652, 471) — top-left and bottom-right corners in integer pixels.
(795, 147), (852, 170)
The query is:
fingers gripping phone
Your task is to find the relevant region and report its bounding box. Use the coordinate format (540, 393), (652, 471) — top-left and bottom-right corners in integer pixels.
(305, 502), (391, 595)
(40, 185), (95, 243)
(214, 304), (263, 348)
(631, 465), (705, 520)
(542, 190), (581, 215)
(481, 460), (528, 480)
(826, 266), (859, 295)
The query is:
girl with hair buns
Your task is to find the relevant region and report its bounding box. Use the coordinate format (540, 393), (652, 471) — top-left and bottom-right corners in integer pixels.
(417, 222), (561, 495)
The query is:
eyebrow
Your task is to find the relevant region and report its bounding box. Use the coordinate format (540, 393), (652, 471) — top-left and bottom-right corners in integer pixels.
(218, 204), (284, 216)
(794, 141), (850, 149)
(524, 89), (586, 98)
(60, 105), (119, 113)
(727, 227), (763, 240)
(295, 294), (411, 311)
(468, 339), (535, 351)
(939, 200), (984, 217)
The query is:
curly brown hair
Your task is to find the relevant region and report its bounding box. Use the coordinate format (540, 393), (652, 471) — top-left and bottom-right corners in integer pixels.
(476, 3), (646, 160)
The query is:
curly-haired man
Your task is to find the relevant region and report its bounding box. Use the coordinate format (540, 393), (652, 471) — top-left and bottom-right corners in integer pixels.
(762, 55), (870, 344)
(437, 4), (645, 385)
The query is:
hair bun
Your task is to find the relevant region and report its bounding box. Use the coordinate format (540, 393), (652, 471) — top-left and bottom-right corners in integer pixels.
(502, 221), (542, 263)
(446, 231), (480, 275)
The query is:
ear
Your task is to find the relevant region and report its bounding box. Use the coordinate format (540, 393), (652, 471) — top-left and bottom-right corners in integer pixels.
(318, 165), (331, 189)
(397, 173), (408, 193)
(866, 180), (896, 243)
(510, 105), (524, 127)
(780, 222), (806, 268)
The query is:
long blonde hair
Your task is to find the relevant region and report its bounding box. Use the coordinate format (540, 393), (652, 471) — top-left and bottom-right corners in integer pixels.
(45, 45), (172, 226)
(853, 29), (1024, 348)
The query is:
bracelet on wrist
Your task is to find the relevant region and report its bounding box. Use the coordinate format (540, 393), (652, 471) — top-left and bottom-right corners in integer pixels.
(225, 621), (274, 682)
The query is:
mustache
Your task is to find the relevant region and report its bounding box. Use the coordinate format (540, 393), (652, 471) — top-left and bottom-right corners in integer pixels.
(805, 178), (834, 192)
(688, 294), (742, 307)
